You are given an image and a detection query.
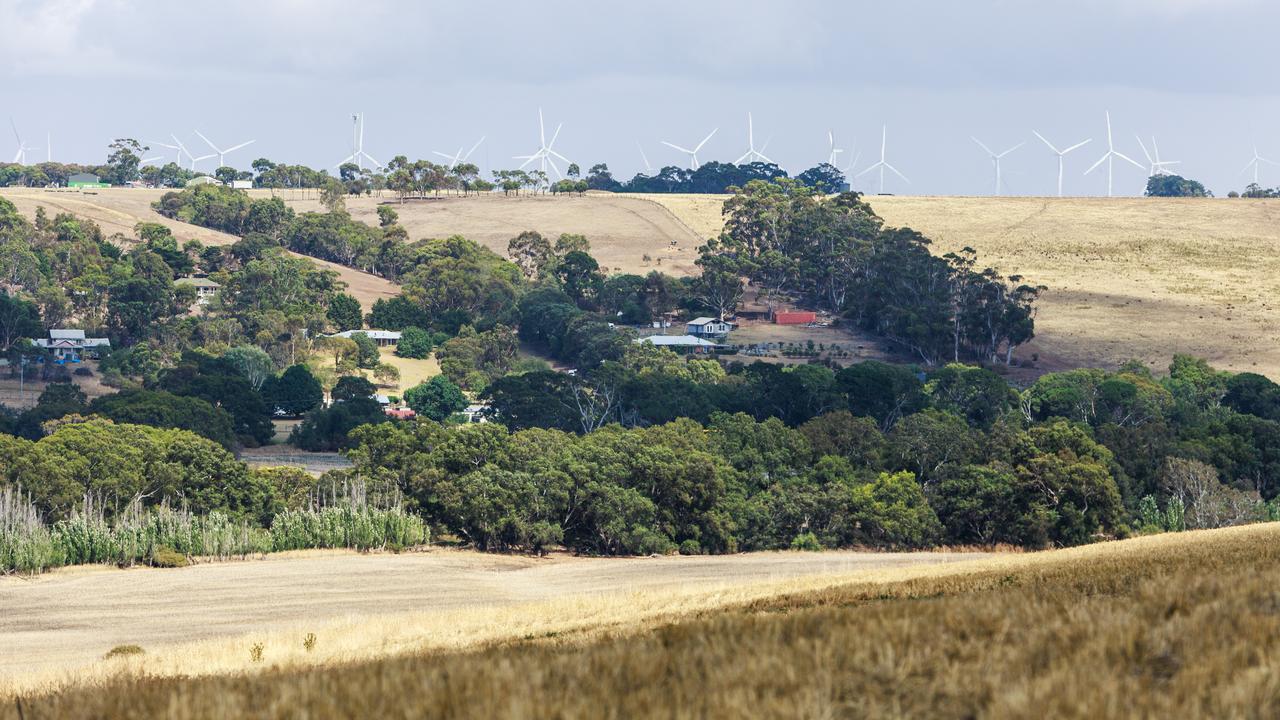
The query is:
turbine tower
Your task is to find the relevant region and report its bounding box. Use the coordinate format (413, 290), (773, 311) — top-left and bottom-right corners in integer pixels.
(1084, 112), (1143, 197)
(194, 130), (255, 169)
(1241, 145), (1278, 186)
(1136, 136), (1180, 177)
(1032, 131), (1091, 198)
(338, 113), (381, 171)
(514, 107), (570, 181)
(971, 137), (1024, 196)
(432, 137), (485, 171)
(733, 113), (771, 165)
(9, 119), (39, 165)
(855, 126), (909, 194)
(827, 130), (845, 166)
(661, 127), (718, 170)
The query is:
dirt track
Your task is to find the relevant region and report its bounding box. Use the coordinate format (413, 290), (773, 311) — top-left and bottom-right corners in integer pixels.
(0, 549), (984, 675)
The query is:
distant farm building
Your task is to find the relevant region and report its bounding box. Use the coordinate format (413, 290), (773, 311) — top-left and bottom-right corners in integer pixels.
(176, 276), (221, 305)
(230, 180), (253, 189)
(685, 317), (733, 339)
(34, 329), (110, 362)
(774, 311), (817, 325)
(324, 329), (402, 347)
(185, 176), (220, 187)
(67, 173), (108, 189)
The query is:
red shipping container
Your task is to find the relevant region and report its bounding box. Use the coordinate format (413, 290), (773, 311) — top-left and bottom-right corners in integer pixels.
(774, 311), (817, 325)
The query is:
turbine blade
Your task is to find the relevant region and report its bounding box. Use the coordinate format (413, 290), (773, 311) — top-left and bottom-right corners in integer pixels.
(855, 162), (882, 178)
(661, 141), (693, 154)
(1032, 130), (1060, 154)
(695, 128), (718, 152)
(1113, 151), (1144, 170)
(194, 130), (219, 153)
(1135, 136), (1153, 165)
(734, 151), (751, 165)
(547, 122), (563, 150)
(886, 163), (911, 183)
(998, 142), (1025, 157)
(224, 140), (255, 153)
(1084, 154), (1108, 175)
(1062, 139), (1092, 154)
(971, 137), (995, 156)
(464, 136), (486, 159)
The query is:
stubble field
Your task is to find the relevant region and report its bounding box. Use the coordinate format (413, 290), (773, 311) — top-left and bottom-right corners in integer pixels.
(4, 524), (1277, 718)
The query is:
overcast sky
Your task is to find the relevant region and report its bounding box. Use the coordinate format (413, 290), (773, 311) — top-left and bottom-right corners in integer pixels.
(3, 0), (1277, 196)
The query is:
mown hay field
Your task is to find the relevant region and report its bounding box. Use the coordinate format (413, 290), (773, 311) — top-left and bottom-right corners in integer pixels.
(645, 193), (1280, 377)
(4, 524), (1278, 718)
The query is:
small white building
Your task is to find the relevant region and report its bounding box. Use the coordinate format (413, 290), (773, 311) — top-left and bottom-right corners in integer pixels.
(685, 317), (732, 339)
(230, 180), (253, 190)
(34, 329), (111, 362)
(175, 277), (221, 304)
(323, 329), (402, 347)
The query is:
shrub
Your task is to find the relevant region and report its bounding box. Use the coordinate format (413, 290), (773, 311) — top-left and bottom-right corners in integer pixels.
(150, 546), (189, 568)
(103, 644), (145, 660)
(790, 532), (823, 551)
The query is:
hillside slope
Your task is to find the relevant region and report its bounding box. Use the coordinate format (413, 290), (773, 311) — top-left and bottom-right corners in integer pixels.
(0, 188), (399, 308)
(648, 193), (1280, 376)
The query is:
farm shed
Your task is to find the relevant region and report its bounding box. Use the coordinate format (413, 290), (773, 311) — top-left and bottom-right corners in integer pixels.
(774, 311), (817, 325)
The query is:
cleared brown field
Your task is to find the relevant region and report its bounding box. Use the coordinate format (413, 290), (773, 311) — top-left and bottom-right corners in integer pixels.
(0, 548), (983, 695)
(0, 188), (399, 309)
(258, 190), (704, 277)
(648, 193), (1280, 377)
(5, 524), (1277, 718)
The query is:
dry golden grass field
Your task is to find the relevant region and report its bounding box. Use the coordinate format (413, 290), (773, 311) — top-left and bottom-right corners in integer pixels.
(647, 193), (1280, 376)
(3, 524), (1277, 718)
(260, 190), (704, 277)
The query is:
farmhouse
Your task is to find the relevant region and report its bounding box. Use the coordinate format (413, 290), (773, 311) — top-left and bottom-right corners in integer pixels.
(175, 276), (221, 305)
(67, 173), (108, 189)
(34, 329), (111, 362)
(685, 317), (732, 339)
(324, 329), (402, 347)
(185, 176), (220, 187)
(634, 334), (720, 354)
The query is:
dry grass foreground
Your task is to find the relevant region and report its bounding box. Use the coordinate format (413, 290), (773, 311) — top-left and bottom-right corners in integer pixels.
(647, 193), (1280, 377)
(0, 549), (982, 696)
(6, 524), (1280, 718)
(0, 188), (399, 309)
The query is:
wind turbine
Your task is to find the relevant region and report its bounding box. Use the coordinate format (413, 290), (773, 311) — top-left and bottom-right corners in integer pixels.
(432, 137), (485, 171)
(827, 130), (845, 166)
(661, 127), (717, 170)
(971, 137), (1024, 196)
(1084, 112), (1143, 197)
(855, 126), (909, 194)
(10, 119), (39, 165)
(1032, 131), (1091, 198)
(637, 142), (654, 175)
(172, 135), (214, 171)
(733, 113), (772, 165)
(514, 107), (571, 181)
(1241, 145), (1278, 186)
(337, 113), (380, 171)
(194, 130), (255, 169)
(1136, 136), (1180, 177)
(149, 138), (185, 167)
